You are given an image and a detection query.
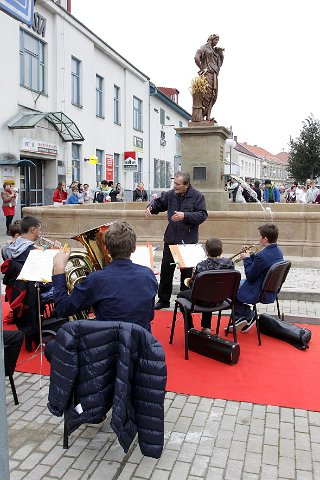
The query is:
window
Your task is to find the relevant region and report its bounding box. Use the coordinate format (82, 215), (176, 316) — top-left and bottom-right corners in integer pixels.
(96, 75), (103, 117)
(154, 159), (172, 189)
(114, 85), (120, 124)
(71, 56), (81, 106)
(96, 149), (104, 186)
(19, 29), (46, 93)
(133, 96), (143, 131)
(114, 153), (120, 184)
(160, 108), (165, 125)
(134, 158), (142, 184)
(179, 121), (183, 128)
(72, 144), (81, 182)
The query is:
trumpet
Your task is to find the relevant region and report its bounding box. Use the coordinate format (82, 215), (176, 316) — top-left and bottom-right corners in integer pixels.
(229, 244), (260, 264)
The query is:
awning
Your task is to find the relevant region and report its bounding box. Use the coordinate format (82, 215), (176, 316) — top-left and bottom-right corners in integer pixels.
(8, 112), (84, 142)
(0, 158), (37, 166)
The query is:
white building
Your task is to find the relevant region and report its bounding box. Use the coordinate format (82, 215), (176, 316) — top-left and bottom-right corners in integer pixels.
(0, 0), (190, 227)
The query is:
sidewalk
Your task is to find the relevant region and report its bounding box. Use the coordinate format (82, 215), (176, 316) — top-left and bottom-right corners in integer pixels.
(3, 237), (320, 479)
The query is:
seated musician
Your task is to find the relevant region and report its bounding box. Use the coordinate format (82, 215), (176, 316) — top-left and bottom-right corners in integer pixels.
(229, 223), (284, 333)
(177, 237), (235, 332)
(52, 221), (158, 332)
(1, 216), (55, 350)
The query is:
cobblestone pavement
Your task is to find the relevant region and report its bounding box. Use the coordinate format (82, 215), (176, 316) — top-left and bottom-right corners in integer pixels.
(6, 369), (320, 480)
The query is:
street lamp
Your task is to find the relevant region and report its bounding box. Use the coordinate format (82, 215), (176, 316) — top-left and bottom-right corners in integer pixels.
(226, 138), (237, 176)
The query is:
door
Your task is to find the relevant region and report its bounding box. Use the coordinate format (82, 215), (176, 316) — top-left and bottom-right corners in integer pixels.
(19, 160), (44, 211)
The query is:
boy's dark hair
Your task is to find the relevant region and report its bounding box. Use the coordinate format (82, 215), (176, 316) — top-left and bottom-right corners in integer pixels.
(105, 221), (136, 259)
(107, 181), (114, 187)
(101, 180), (108, 186)
(205, 237), (223, 257)
(254, 180), (260, 188)
(258, 223), (279, 243)
(9, 220), (22, 237)
(21, 216), (41, 234)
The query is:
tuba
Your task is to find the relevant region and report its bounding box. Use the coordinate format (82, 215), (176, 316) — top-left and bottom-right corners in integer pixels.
(66, 224), (112, 292)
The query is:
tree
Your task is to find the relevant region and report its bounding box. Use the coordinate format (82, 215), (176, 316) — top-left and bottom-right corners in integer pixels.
(288, 114), (320, 181)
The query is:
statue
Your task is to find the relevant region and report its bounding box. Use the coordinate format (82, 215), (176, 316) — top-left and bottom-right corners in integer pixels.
(192, 34), (224, 122)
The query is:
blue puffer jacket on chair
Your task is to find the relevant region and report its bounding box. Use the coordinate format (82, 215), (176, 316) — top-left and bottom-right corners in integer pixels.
(46, 320), (167, 458)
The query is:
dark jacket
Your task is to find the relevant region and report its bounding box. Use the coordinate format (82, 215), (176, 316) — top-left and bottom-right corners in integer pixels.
(149, 186), (208, 244)
(46, 320), (167, 458)
(237, 244), (284, 304)
(133, 188), (148, 202)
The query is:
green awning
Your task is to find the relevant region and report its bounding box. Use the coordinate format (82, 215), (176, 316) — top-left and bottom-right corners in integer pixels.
(8, 112), (84, 142)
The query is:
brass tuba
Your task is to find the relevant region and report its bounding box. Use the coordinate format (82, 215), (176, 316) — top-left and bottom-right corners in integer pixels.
(66, 224), (112, 292)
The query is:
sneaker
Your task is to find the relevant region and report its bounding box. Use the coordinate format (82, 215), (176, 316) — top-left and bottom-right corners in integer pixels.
(240, 316), (257, 333)
(154, 301), (170, 310)
(224, 317), (247, 333)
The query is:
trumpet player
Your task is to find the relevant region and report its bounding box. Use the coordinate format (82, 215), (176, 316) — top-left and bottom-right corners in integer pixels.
(228, 223), (284, 333)
(177, 238), (235, 332)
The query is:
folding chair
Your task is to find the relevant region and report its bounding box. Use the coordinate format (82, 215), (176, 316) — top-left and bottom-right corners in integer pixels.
(169, 270), (241, 360)
(252, 260), (291, 346)
(4, 330), (24, 405)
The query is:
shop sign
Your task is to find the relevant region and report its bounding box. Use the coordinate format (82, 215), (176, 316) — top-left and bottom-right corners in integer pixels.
(106, 154), (114, 181)
(20, 138), (58, 155)
(133, 136), (143, 152)
(2, 166), (15, 184)
(124, 151), (137, 170)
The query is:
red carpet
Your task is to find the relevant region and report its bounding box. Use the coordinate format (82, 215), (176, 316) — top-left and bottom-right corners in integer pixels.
(152, 310), (320, 412)
(3, 296), (320, 411)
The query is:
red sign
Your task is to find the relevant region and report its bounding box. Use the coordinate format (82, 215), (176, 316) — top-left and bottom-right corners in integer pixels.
(105, 154), (114, 181)
(124, 151), (136, 162)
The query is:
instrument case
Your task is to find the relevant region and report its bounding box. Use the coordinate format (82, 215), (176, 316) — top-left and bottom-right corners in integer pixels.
(188, 329), (240, 365)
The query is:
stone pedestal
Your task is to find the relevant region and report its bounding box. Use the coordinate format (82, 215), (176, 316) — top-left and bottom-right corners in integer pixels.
(176, 124), (230, 210)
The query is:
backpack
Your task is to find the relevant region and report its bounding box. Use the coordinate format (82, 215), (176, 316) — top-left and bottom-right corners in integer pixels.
(93, 190), (104, 203)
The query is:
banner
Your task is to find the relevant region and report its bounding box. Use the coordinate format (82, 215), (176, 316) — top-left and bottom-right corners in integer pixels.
(105, 154), (114, 181)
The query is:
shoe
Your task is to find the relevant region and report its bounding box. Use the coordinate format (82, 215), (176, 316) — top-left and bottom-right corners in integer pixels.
(154, 301), (170, 310)
(201, 328), (211, 335)
(241, 316), (257, 333)
(224, 317), (247, 333)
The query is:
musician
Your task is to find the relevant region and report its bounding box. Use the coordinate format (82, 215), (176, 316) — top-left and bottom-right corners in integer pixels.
(177, 238), (235, 332)
(52, 221), (158, 332)
(229, 223), (284, 333)
(145, 171), (208, 310)
(5, 216), (41, 264)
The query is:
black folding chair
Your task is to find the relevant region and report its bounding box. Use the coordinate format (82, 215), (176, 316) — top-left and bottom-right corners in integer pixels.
(252, 260), (291, 346)
(169, 270), (241, 360)
(4, 330), (24, 405)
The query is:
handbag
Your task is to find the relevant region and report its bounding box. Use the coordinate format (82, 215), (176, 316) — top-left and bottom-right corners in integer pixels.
(258, 314), (312, 350)
(188, 329), (240, 365)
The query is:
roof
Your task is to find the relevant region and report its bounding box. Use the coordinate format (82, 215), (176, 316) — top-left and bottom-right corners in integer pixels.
(157, 87), (180, 97)
(240, 142), (288, 165)
(274, 151), (289, 164)
(235, 143), (260, 158)
(150, 84), (191, 121)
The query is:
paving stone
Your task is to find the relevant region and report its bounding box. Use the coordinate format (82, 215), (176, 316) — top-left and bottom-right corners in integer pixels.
(260, 464), (278, 480)
(215, 429), (233, 449)
(280, 421), (295, 439)
(247, 434), (263, 454)
(60, 469), (84, 480)
(266, 412), (280, 429)
(205, 467), (224, 479)
(252, 404), (266, 419)
(174, 416), (192, 433)
(191, 410), (209, 427)
(244, 452), (262, 475)
(168, 461), (190, 480)
(133, 456), (157, 478)
(86, 460), (120, 479)
(296, 471), (314, 480)
(49, 456), (75, 478)
(224, 459), (243, 480)
(295, 415), (309, 433)
(165, 432), (185, 451)
(278, 456), (295, 478)
(170, 395), (187, 409)
(209, 447), (228, 469)
(156, 449), (178, 470)
(19, 452), (45, 471)
(150, 469), (170, 480)
(196, 436), (214, 457)
(279, 438), (295, 457)
(295, 449), (312, 471)
(295, 432), (311, 451)
(262, 445), (279, 466)
(189, 454), (210, 477)
(177, 442), (198, 462)
(229, 439), (247, 460)
(184, 425), (203, 444)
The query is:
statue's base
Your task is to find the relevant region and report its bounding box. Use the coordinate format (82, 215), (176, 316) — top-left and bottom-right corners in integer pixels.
(188, 120), (217, 127)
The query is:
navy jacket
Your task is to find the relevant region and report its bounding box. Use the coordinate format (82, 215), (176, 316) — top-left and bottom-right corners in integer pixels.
(53, 259), (158, 332)
(150, 186), (207, 244)
(237, 243), (284, 304)
(46, 320), (167, 458)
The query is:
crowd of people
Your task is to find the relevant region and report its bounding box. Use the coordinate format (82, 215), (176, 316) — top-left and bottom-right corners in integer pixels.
(227, 177), (320, 204)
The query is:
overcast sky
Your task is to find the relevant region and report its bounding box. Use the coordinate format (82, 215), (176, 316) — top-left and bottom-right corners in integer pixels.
(71, 0), (320, 155)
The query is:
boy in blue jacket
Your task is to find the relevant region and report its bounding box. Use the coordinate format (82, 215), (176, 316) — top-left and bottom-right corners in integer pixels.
(230, 223), (283, 333)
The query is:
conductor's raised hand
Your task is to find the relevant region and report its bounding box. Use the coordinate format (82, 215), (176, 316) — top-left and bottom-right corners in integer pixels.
(53, 248), (71, 275)
(171, 211), (184, 222)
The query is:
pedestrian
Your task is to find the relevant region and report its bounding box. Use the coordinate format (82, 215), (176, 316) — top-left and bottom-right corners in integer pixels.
(133, 182), (148, 202)
(262, 180), (280, 203)
(52, 181), (67, 205)
(1, 182), (17, 235)
(83, 183), (94, 203)
(145, 171), (208, 309)
(66, 186), (80, 204)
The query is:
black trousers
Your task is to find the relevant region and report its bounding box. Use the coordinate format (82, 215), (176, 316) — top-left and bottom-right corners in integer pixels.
(177, 289), (212, 329)
(157, 243), (193, 304)
(3, 330), (24, 375)
(5, 215), (14, 232)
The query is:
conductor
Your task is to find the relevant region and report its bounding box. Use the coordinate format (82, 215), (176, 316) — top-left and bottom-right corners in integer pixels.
(145, 171), (208, 309)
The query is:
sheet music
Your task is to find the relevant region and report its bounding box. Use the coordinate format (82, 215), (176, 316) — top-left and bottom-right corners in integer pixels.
(131, 245), (154, 270)
(17, 249), (59, 283)
(171, 244), (206, 268)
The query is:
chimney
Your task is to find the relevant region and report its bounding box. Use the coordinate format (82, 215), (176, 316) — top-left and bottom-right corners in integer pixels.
(234, 135), (238, 143)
